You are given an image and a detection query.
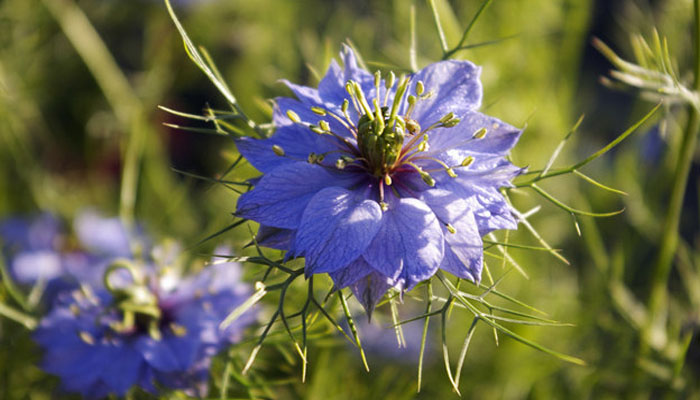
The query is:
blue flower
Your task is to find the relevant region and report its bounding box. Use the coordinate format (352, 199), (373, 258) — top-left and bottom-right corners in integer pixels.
(0, 213), (64, 284)
(236, 46), (522, 313)
(33, 255), (256, 398)
(0, 211), (148, 305)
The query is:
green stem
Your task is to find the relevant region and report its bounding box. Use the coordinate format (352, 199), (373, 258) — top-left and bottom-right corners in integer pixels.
(643, 0), (700, 349)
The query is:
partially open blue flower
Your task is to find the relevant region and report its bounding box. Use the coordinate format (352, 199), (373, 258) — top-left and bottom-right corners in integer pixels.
(236, 46), (522, 313)
(33, 255), (255, 398)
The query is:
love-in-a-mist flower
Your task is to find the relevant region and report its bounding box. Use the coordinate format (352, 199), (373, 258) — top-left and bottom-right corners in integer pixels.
(33, 256), (255, 398)
(236, 46), (522, 313)
(0, 210), (148, 306)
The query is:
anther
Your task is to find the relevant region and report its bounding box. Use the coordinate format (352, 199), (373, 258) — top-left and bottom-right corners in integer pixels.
(351, 81), (374, 118)
(386, 71), (396, 90)
(384, 174), (393, 186)
(70, 304), (81, 316)
(380, 201), (389, 212)
(407, 119), (421, 135)
(310, 125), (326, 135)
(473, 127), (487, 139)
(311, 106), (327, 116)
(439, 112), (455, 124)
(374, 70), (381, 87)
(408, 95), (417, 107)
(319, 120), (331, 132)
(307, 153), (317, 163)
(170, 323), (188, 337)
(416, 80), (425, 96)
(286, 110), (301, 123)
(79, 331), (95, 345)
(461, 156), (475, 167)
(272, 145), (285, 156)
(420, 171), (436, 187)
(442, 117), (460, 128)
(335, 158), (346, 169)
(342, 99), (349, 113)
(446, 223), (457, 234)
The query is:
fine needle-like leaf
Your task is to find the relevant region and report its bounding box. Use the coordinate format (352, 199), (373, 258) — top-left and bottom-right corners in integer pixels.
(444, 0), (493, 59)
(454, 317), (479, 384)
(428, 0), (449, 53)
(338, 291), (370, 371)
(438, 273), (587, 366)
(417, 281), (432, 393)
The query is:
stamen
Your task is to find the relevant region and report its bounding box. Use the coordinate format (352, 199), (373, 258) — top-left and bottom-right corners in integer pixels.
(460, 156), (475, 167)
(384, 174), (393, 186)
(439, 112), (455, 124)
(286, 110), (301, 124)
(311, 106), (327, 116)
(406, 119), (421, 135)
(416, 80), (425, 96)
(473, 127), (487, 139)
(79, 331), (95, 345)
(446, 223), (457, 234)
(384, 71), (396, 106)
(406, 162), (435, 187)
(388, 75), (409, 124)
(373, 99), (384, 133)
(319, 120), (331, 132)
(272, 145), (285, 156)
(170, 322), (187, 337)
(345, 82), (362, 115)
(374, 70), (381, 102)
(351, 81), (374, 119)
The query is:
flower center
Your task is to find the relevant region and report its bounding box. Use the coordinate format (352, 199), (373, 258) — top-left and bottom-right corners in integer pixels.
(281, 70), (480, 204)
(102, 260), (185, 340)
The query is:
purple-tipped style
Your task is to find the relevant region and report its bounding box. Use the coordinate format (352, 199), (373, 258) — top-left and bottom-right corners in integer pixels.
(236, 46), (523, 313)
(33, 256), (256, 398)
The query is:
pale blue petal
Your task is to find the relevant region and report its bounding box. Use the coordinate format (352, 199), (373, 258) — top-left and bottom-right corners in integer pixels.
(363, 198), (444, 290)
(410, 60), (482, 127)
(329, 256), (374, 288)
(350, 270), (394, 315)
(439, 212), (483, 281)
(135, 336), (181, 372)
(256, 225), (295, 250)
(293, 187), (383, 275)
(424, 111), (522, 168)
(236, 162), (362, 229)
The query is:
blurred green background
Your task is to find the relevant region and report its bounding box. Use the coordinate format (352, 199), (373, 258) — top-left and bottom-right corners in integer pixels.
(0, 0), (698, 398)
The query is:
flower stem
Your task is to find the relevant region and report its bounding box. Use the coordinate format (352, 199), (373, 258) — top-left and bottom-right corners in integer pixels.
(643, 0), (700, 349)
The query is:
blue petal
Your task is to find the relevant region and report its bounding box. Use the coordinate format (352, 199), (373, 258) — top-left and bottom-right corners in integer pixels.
(293, 187), (382, 275)
(350, 270), (394, 315)
(280, 78), (323, 105)
(135, 336), (182, 372)
(236, 127), (337, 175)
(440, 212), (483, 281)
(317, 45), (382, 120)
(256, 225), (295, 250)
(74, 210), (132, 257)
(273, 97), (354, 139)
(236, 162), (362, 229)
(419, 189), (483, 281)
(100, 344), (143, 395)
(11, 250), (63, 283)
(410, 60), (482, 127)
(425, 111), (522, 168)
(0, 213), (61, 251)
(363, 198), (444, 290)
(329, 257), (374, 288)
